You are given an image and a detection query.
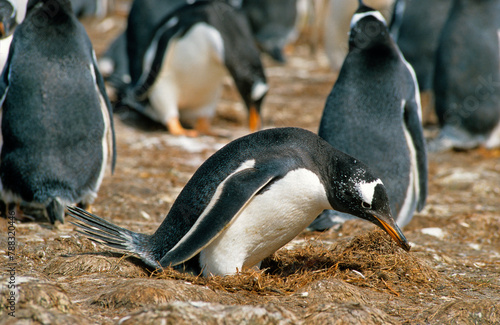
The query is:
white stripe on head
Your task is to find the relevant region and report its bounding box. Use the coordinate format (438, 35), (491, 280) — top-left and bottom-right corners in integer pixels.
(355, 179), (383, 205)
(251, 81), (269, 101)
(350, 10), (387, 29)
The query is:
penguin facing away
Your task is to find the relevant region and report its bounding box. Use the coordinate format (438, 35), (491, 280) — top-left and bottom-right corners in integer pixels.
(432, 0), (500, 150)
(390, 0), (453, 126)
(68, 127), (410, 277)
(0, 0), (116, 223)
(124, 0), (268, 137)
(309, 1), (427, 231)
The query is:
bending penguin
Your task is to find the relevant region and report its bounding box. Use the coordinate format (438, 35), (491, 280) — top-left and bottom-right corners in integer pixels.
(431, 0), (500, 151)
(123, 0), (268, 137)
(68, 127), (410, 277)
(309, 1), (427, 231)
(0, 0), (116, 223)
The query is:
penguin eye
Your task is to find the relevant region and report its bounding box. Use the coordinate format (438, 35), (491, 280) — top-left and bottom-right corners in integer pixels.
(361, 202), (372, 209)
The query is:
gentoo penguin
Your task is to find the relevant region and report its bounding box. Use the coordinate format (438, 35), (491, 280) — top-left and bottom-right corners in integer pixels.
(324, 0), (396, 73)
(309, 1), (427, 231)
(99, 0), (187, 100)
(0, 0), (18, 71)
(432, 0), (500, 150)
(0, 0), (116, 223)
(391, 0), (453, 125)
(240, 0), (299, 63)
(68, 127), (410, 277)
(123, 0), (268, 136)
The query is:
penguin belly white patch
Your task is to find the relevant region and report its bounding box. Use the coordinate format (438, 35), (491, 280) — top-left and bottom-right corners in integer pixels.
(199, 168), (331, 276)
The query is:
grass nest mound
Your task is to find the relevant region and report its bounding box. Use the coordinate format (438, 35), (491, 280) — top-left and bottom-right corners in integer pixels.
(155, 229), (444, 296)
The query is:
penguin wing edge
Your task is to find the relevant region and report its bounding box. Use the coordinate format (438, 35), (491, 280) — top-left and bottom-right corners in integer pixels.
(404, 98), (428, 211)
(92, 51), (117, 173)
(158, 167), (277, 268)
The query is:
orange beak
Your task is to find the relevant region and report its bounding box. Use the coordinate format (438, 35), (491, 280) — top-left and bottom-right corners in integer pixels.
(0, 23), (4, 37)
(248, 105), (261, 132)
(373, 215), (411, 251)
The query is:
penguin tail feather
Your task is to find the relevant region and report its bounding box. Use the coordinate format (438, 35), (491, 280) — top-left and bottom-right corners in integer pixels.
(47, 198), (65, 224)
(66, 206), (152, 263)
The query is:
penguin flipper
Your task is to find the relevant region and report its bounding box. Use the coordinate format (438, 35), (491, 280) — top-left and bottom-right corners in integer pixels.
(91, 50), (117, 173)
(159, 167), (277, 268)
(403, 98), (428, 211)
(132, 16), (184, 100)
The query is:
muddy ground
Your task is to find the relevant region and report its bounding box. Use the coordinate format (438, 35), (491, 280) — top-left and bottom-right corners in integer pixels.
(1, 5), (500, 324)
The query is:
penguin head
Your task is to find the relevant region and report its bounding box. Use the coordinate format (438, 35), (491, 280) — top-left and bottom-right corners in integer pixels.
(348, 3), (392, 52)
(26, 0), (73, 17)
(226, 45), (269, 132)
(242, 78), (268, 132)
(0, 0), (17, 38)
(211, 1), (269, 132)
(329, 156), (411, 251)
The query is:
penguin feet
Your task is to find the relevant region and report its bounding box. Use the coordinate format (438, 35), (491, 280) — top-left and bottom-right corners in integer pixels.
(167, 118), (199, 137)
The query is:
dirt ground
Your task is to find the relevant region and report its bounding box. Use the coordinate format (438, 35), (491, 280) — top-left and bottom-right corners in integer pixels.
(1, 4), (500, 324)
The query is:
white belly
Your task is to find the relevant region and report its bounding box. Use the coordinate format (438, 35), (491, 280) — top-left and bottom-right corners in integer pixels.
(148, 23), (227, 124)
(199, 168), (331, 276)
(0, 35), (12, 73)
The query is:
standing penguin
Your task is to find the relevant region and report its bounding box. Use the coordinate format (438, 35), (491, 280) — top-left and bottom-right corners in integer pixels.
(309, 1), (427, 231)
(68, 127), (410, 277)
(123, 0), (268, 137)
(391, 0), (453, 126)
(432, 0), (500, 151)
(0, 0), (116, 223)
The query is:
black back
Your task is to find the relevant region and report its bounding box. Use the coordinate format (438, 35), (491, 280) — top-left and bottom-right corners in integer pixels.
(393, 0), (453, 91)
(148, 127), (381, 260)
(0, 0), (115, 203)
(434, 0), (500, 135)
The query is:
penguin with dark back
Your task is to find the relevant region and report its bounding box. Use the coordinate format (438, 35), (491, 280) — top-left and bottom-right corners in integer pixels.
(432, 0), (500, 151)
(0, 0), (116, 223)
(68, 127), (410, 277)
(122, 0), (268, 137)
(309, 1), (427, 231)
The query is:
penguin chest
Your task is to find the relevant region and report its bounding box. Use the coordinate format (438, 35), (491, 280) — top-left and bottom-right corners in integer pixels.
(151, 23), (227, 117)
(0, 35), (12, 72)
(199, 168), (331, 276)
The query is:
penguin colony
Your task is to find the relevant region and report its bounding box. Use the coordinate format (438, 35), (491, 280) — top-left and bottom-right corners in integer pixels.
(0, 0), (496, 277)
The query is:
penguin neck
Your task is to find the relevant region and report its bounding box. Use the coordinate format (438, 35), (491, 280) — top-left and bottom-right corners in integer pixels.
(27, 1), (73, 25)
(349, 40), (398, 61)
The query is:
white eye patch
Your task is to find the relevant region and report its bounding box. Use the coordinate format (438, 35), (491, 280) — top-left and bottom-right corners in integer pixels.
(355, 179), (383, 205)
(350, 10), (387, 29)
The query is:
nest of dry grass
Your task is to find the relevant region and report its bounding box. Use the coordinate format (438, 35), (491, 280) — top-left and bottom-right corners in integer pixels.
(155, 229), (443, 296)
